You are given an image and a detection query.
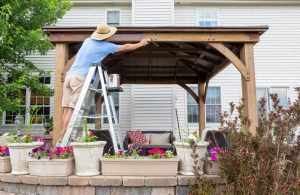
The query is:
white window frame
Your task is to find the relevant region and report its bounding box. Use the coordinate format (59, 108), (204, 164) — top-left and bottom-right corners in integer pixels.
(186, 85), (222, 124)
(2, 77), (52, 127)
(196, 9), (220, 26)
(257, 86), (290, 112)
(105, 9), (121, 26)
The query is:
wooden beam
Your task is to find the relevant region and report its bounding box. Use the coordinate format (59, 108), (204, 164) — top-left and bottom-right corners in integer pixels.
(241, 43), (258, 135)
(145, 32), (260, 43)
(203, 80), (210, 103)
(209, 43), (248, 80)
(121, 78), (202, 84)
(53, 43), (69, 145)
(198, 82), (206, 136)
(108, 54), (205, 60)
(208, 59), (231, 80)
(177, 82), (198, 102)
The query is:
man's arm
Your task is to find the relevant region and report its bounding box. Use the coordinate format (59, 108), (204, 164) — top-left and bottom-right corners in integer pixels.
(117, 38), (151, 53)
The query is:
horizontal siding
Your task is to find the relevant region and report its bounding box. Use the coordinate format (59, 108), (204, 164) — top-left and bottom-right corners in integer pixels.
(132, 85), (175, 131)
(56, 6), (132, 26)
(133, 0), (173, 25)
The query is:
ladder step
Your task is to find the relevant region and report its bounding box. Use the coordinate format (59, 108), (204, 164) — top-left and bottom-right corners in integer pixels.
(82, 114), (110, 119)
(89, 87), (123, 93)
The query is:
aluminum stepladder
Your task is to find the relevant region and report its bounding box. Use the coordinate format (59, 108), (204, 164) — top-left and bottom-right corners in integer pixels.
(59, 63), (123, 153)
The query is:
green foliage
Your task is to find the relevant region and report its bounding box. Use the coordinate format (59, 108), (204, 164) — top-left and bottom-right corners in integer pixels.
(79, 119), (97, 142)
(0, 0), (71, 116)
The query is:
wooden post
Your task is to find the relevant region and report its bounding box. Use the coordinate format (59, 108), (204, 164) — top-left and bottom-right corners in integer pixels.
(198, 82), (206, 136)
(240, 43), (258, 135)
(53, 43), (69, 144)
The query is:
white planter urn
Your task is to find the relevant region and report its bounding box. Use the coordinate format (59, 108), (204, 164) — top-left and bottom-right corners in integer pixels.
(174, 141), (209, 175)
(0, 156), (11, 173)
(8, 142), (43, 175)
(70, 141), (106, 176)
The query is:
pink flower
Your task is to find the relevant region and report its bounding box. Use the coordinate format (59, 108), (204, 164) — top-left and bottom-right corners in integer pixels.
(117, 150), (123, 155)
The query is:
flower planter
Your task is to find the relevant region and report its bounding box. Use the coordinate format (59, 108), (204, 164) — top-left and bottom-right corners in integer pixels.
(8, 142), (43, 175)
(70, 141), (106, 176)
(204, 158), (220, 175)
(100, 157), (180, 176)
(0, 156), (11, 173)
(174, 141), (209, 175)
(27, 157), (74, 177)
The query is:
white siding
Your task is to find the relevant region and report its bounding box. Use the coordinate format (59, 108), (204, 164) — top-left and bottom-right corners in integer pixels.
(132, 85), (175, 130)
(174, 5), (300, 130)
(56, 6), (132, 26)
(133, 0), (174, 25)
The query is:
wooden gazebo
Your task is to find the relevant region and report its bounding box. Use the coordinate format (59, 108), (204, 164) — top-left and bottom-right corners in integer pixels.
(44, 26), (268, 143)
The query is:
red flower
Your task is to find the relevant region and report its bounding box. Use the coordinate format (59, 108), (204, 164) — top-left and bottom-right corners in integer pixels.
(148, 148), (165, 155)
(89, 131), (94, 137)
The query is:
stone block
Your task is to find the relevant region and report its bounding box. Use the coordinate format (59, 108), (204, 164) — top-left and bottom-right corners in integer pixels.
(39, 176), (68, 186)
(68, 176), (90, 186)
(95, 187), (110, 195)
(145, 177), (177, 187)
(151, 187), (175, 195)
(177, 175), (196, 186)
(122, 176), (144, 186)
(0, 174), (21, 183)
(176, 186), (189, 195)
(57, 186), (95, 195)
(2, 183), (20, 193)
(21, 175), (39, 185)
(110, 187), (151, 195)
(89, 176), (122, 186)
(19, 184), (38, 195)
(37, 185), (58, 195)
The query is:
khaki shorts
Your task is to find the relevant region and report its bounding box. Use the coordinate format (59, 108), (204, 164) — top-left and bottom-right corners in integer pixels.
(62, 75), (85, 108)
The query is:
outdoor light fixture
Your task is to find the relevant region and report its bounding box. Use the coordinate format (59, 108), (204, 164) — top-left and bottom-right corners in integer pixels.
(14, 114), (24, 135)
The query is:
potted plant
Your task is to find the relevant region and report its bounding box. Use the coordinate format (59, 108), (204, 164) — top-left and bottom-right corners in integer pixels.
(7, 107), (43, 175)
(70, 119), (106, 176)
(100, 146), (179, 176)
(173, 131), (209, 175)
(0, 145), (11, 173)
(27, 143), (74, 176)
(203, 146), (221, 175)
(43, 117), (53, 135)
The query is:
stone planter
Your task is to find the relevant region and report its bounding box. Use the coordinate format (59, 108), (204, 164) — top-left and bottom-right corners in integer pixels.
(100, 157), (180, 176)
(27, 157), (74, 177)
(8, 142), (43, 175)
(0, 156), (11, 173)
(204, 158), (220, 175)
(174, 141), (209, 175)
(70, 141), (106, 176)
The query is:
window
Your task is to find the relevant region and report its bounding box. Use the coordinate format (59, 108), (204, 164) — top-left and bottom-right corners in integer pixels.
(197, 9), (219, 27)
(256, 87), (290, 114)
(187, 86), (221, 123)
(106, 10), (120, 26)
(87, 92), (120, 124)
(4, 77), (51, 125)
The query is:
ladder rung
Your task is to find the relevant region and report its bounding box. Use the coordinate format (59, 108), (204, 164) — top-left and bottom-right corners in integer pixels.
(89, 87), (123, 93)
(82, 114), (110, 119)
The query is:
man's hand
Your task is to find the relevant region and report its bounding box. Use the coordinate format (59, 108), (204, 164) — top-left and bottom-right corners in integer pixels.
(139, 38), (151, 47)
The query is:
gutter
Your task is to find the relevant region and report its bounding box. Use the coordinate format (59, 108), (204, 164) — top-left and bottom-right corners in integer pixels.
(175, 0), (300, 6)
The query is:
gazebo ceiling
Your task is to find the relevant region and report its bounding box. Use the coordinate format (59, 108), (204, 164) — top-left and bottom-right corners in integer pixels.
(44, 26), (268, 84)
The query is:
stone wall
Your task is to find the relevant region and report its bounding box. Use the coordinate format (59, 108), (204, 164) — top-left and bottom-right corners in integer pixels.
(0, 174), (222, 195)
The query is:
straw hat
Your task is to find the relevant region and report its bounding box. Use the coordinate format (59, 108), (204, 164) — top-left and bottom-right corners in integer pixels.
(90, 24), (117, 41)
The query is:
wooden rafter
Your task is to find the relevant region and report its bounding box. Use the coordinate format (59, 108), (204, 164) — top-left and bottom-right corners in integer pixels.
(177, 82), (198, 102)
(209, 43), (248, 80)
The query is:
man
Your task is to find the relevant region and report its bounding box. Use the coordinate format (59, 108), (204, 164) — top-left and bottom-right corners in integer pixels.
(60, 23), (150, 142)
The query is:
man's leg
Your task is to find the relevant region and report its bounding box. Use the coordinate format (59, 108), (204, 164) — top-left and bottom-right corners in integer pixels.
(59, 107), (74, 141)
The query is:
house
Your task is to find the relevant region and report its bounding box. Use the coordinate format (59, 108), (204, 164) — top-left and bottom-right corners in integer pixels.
(2, 0), (300, 141)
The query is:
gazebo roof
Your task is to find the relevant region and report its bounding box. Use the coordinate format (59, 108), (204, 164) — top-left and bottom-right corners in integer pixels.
(44, 26), (268, 84)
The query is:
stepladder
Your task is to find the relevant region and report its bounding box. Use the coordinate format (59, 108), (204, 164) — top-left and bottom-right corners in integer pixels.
(59, 63), (123, 153)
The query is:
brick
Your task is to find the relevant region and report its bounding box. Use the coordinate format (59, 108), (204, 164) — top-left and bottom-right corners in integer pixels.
(95, 187), (110, 195)
(19, 184), (37, 195)
(2, 183), (20, 193)
(0, 174), (21, 183)
(110, 187), (149, 195)
(177, 175), (196, 186)
(122, 176), (144, 186)
(21, 175), (39, 185)
(151, 187), (175, 195)
(37, 186), (58, 195)
(89, 176), (122, 186)
(176, 186), (189, 195)
(68, 176), (90, 186)
(57, 186), (95, 195)
(0, 182), (3, 191)
(39, 176), (68, 186)
(145, 177), (177, 187)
